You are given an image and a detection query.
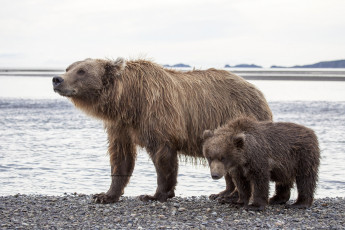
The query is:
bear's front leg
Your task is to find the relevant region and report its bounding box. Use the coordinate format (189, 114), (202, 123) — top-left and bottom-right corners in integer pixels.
(93, 127), (136, 204)
(230, 167), (251, 208)
(210, 173), (239, 203)
(248, 173), (270, 211)
(139, 145), (178, 202)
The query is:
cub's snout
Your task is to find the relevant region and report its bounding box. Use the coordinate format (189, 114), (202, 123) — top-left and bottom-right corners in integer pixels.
(209, 160), (225, 180)
(211, 173), (222, 180)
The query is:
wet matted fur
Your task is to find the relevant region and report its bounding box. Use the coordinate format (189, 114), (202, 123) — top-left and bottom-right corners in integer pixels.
(53, 58), (273, 203)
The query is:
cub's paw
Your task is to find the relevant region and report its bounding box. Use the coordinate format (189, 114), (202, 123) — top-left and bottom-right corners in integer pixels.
(285, 203), (310, 209)
(138, 195), (157, 202)
(218, 196), (238, 204)
(139, 193), (170, 202)
(210, 189), (238, 201)
(242, 204), (265, 211)
(269, 197), (289, 205)
(92, 193), (119, 204)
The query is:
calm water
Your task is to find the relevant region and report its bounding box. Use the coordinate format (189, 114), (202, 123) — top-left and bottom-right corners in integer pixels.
(0, 76), (345, 199)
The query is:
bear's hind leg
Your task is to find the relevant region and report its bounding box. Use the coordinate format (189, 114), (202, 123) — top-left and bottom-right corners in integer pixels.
(287, 175), (316, 209)
(269, 182), (292, 205)
(139, 145), (178, 202)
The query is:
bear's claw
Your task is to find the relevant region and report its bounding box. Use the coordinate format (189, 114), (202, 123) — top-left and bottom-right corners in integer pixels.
(139, 191), (174, 202)
(209, 193), (220, 200)
(244, 204), (265, 211)
(92, 193), (119, 204)
(269, 197), (289, 205)
(218, 196), (238, 204)
(285, 203), (310, 209)
(210, 189), (239, 204)
(138, 195), (157, 202)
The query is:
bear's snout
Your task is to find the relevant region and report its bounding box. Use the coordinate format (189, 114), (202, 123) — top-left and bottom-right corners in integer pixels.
(210, 161), (225, 180)
(52, 76), (64, 87)
(211, 173), (222, 180)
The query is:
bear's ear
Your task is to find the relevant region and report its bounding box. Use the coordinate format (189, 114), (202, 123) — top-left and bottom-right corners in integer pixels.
(113, 57), (126, 70)
(233, 133), (245, 149)
(106, 57), (126, 75)
(203, 130), (214, 140)
(113, 57), (126, 71)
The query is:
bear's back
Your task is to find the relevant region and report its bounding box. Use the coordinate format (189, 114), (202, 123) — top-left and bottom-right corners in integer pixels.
(246, 121), (319, 162)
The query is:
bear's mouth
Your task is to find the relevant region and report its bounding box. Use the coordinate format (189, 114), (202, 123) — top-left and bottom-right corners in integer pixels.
(53, 88), (77, 97)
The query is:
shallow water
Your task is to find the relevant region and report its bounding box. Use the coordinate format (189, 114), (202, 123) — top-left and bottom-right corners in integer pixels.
(0, 76), (345, 199)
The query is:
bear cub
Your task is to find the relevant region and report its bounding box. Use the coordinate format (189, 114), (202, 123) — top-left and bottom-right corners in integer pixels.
(202, 117), (320, 210)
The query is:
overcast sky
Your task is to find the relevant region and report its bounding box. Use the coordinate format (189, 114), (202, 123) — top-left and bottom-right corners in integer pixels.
(1, 0), (344, 68)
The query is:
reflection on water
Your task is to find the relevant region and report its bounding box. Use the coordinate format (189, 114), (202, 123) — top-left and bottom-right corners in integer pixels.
(0, 76), (345, 199)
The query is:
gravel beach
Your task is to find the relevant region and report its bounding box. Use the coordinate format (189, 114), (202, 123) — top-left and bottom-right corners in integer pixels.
(1, 194), (344, 229)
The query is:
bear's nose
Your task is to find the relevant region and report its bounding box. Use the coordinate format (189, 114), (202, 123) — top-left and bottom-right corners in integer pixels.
(52, 76), (64, 87)
(211, 174), (221, 180)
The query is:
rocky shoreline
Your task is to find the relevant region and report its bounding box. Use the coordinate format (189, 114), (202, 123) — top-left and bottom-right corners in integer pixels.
(1, 194), (344, 229)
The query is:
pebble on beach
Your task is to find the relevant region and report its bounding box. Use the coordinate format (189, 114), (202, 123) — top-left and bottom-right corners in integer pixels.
(0, 194), (344, 229)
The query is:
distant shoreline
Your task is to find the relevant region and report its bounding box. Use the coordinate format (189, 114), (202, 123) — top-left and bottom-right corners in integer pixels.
(1, 68), (345, 81)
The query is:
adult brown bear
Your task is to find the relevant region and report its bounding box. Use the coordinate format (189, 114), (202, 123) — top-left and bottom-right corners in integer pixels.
(52, 58), (272, 203)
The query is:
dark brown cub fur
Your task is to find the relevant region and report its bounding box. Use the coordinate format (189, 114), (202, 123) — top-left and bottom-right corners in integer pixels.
(203, 117), (320, 210)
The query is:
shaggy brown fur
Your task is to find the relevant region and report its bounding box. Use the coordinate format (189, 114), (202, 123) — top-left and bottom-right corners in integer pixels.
(203, 117), (320, 210)
(52, 58), (273, 203)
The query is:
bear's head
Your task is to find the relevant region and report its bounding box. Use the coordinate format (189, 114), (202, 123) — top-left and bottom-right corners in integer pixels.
(202, 128), (245, 180)
(52, 57), (126, 101)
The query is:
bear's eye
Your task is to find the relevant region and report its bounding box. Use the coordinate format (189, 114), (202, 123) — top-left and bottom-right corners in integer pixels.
(77, 69), (85, 75)
(220, 157), (225, 162)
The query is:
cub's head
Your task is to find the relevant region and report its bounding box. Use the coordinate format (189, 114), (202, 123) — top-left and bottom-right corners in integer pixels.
(202, 128), (245, 180)
(52, 58), (126, 100)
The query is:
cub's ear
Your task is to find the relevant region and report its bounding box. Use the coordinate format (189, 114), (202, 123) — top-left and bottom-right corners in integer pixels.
(233, 133), (245, 149)
(106, 57), (126, 75)
(203, 130), (214, 140)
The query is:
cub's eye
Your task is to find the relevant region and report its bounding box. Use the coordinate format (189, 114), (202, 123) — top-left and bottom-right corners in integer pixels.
(77, 69), (85, 75)
(220, 157), (225, 162)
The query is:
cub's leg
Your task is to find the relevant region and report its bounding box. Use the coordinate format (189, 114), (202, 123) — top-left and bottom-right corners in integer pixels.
(231, 167), (251, 208)
(269, 182), (293, 205)
(288, 151), (319, 209)
(248, 172), (270, 211)
(288, 175), (316, 208)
